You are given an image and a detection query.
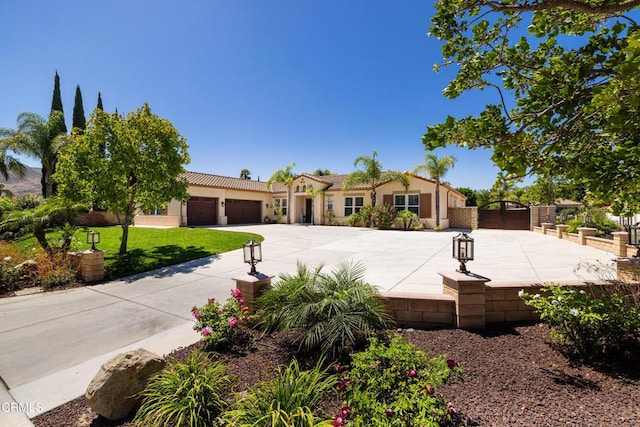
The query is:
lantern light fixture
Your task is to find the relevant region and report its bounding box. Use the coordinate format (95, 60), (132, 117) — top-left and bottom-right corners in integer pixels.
(243, 239), (262, 275)
(628, 224), (640, 257)
(87, 230), (100, 251)
(452, 232), (474, 274)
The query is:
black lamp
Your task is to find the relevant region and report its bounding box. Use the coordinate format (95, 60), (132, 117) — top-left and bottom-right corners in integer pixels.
(87, 230), (100, 251)
(453, 232), (474, 273)
(628, 224), (640, 257)
(583, 211), (592, 227)
(243, 239), (262, 275)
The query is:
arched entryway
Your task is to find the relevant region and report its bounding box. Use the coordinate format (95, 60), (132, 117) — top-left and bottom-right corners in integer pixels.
(478, 201), (530, 230)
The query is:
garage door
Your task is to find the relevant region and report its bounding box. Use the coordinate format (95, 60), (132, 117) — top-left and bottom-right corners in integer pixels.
(187, 197), (218, 226)
(225, 199), (262, 224)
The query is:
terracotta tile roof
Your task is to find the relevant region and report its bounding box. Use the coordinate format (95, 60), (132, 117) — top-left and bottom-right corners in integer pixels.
(183, 171), (286, 193)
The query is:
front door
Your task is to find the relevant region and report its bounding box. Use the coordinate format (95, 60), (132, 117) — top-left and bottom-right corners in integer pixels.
(305, 198), (313, 224)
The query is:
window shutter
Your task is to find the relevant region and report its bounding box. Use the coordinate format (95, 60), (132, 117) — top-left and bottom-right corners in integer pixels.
(420, 193), (432, 218)
(383, 194), (393, 206)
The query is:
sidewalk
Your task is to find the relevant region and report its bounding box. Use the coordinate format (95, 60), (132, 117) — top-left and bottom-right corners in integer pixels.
(0, 225), (614, 423)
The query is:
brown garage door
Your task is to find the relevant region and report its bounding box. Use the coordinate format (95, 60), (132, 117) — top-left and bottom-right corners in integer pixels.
(225, 199), (262, 224)
(187, 197), (218, 226)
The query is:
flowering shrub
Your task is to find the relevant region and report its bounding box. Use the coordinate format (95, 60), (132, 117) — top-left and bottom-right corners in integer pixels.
(520, 285), (640, 360)
(334, 335), (462, 426)
(371, 203), (397, 229)
(192, 289), (253, 351)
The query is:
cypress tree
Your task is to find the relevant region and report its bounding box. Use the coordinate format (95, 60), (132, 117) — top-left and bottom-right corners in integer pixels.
(44, 71), (67, 197)
(96, 92), (104, 110)
(50, 71), (67, 133)
(72, 85), (86, 131)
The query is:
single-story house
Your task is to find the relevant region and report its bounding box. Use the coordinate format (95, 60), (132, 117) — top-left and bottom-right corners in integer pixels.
(135, 171), (467, 228)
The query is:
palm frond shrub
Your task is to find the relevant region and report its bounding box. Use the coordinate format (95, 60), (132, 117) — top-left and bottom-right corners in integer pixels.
(254, 261), (394, 359)
(222, 358), (336, 427)
(134, 351), (233, 427)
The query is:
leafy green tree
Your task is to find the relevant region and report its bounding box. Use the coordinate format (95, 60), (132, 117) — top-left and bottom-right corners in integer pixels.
(0, 112), (67, 198)
(54, 104), (190, 254)
(476, 189), (492, 208)
(425, 0), (640, 204)
(413, 153), (455, 226)
(343, 150), (408, 208)
(266, 163), (296, 224)
(239, 168), (251, 180)
(72, 85), (86, 131)
(313, 168), (334, 176)
(456, 187), (477, 206)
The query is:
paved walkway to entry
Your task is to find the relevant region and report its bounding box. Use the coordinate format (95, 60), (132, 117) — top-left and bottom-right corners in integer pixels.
(0, 225), (615, 425)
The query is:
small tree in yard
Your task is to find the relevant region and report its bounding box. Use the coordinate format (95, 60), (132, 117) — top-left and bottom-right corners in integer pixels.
(266, 163), (296, 225)
(55, 104), (190, 254)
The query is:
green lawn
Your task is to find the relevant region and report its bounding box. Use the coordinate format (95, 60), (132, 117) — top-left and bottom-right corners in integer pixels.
(14, 226), (264, 280)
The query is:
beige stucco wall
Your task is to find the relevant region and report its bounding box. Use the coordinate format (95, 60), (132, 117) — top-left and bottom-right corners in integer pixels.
(134, 199), (182, 227)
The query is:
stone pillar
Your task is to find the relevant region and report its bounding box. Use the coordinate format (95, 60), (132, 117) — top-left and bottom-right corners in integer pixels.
(233, 273), (273, 313)
(616, 258), (640, 282)
(541, 222), (554, 235)
(612, 231), (629, 257)
(74, 250), (105, 282)
(440, 271), (491, 329)
(555, 224), (568, 239)
(577, 227), (597, 245)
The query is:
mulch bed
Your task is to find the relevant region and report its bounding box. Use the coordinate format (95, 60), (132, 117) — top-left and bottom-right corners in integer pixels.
(32, 323), (640, 427)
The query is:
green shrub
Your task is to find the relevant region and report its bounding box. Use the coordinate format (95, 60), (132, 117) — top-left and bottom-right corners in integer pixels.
(134, 351), (233, 427)
(520, 284), (640, 360)
(192, 289), (253, 352)
(371, 203), (396, 228)
(335, 335), (461, 426)
(222, 358), (336, 427)
(254, 261), (394, 359)
(396, 210), (418, 230)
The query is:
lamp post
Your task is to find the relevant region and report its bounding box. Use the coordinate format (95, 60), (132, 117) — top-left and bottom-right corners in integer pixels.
(86, 230), (100, 251)
(628, 224), (640, 257)
(453, 232), (474, 273)
(582, 211), (592, 227)
(243, 239), (262, 275)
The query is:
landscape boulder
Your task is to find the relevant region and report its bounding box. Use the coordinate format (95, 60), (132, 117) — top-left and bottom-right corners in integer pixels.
(85, 348), (165, 420)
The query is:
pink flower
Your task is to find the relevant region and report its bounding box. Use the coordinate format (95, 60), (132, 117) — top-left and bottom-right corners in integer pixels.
(201, 326), (213, 336)
(208, 297), (216, 304)
(447, 359), (459, 369)
(447, 403), (457, 415)
(332, 416), (344, 427)
(385, 408), (394, 417)
(191, 305), (198, 313)
(217, 308), (224, 314)
(241, 306), (249, 312)
(229, 317), (238, 328)
(426, 385), (435, 395)
(239, 298), (245, 305)
(231, 289), (242, 299)
(341, 405), (351, 418)
(333, 364), (341, 372)
(408, 369), (417, 377)
(194, 311), (201, 319)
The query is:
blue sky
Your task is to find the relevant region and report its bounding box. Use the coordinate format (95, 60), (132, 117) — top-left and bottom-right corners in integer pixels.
(1, 0), (511, 190)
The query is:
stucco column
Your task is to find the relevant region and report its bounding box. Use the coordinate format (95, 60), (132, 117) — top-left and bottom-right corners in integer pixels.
(541, 222), (554, 235)
(440, 271), (491, 329)
(70, 250), (105, 282)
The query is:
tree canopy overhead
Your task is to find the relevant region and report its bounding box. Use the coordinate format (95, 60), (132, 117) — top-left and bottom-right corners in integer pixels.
(424, 0), (640, 204)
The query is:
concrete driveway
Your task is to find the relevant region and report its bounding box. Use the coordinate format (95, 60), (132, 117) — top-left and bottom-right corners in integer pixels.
(0, 225), (614, 424)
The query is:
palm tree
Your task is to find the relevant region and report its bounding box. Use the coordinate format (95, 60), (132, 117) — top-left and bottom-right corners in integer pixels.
(266, 163), (296, 224)
(343, 150), (409, 207)
(0, 139), (26, 181)
(413, 153), (455, 227)
(0, 111), (67, 198)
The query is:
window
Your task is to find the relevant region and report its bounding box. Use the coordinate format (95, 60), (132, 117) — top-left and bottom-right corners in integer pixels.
(326, 196), (334, 212)
(273, 198), (287, 215)
(147, 207), (167, 216)
(394, 194), (419, 215)
(344, 196), (364, 216)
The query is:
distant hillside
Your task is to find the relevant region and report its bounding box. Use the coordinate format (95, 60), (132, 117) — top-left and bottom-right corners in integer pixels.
(1, 166), (41, 196)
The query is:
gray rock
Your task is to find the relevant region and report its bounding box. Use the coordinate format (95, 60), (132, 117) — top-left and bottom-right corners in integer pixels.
(85, 348), (165, 421)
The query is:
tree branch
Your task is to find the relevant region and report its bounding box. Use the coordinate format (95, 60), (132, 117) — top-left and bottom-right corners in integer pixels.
(480, 0), (640, 15)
